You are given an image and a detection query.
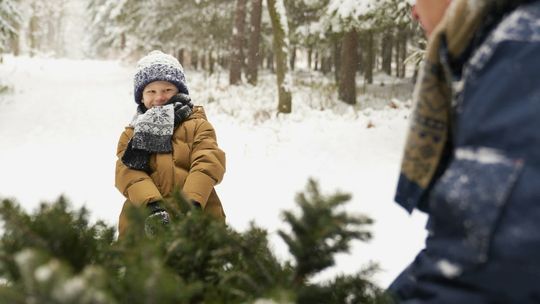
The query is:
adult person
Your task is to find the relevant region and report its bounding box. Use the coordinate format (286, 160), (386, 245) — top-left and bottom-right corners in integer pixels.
(115, 50), (226, 238)
(389, 0), (540, 302)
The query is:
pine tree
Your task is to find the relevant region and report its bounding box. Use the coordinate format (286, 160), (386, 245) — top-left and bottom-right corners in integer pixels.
(0, 180), (392, 303)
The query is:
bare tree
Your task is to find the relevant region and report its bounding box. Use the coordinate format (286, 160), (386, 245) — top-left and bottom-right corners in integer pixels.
(229, 0), (247, 85)
(267, 0), (292, 113)
(364, 30), (374, 85)
(381, 29), (393, 75)
(246, 0), (263, 85)
(338, 29), (358, 105)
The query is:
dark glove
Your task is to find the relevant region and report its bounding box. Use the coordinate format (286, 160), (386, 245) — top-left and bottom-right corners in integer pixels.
(169, 94), (193, 127)
(168, 93), (192, 105)
(192, 200), (202, 209)
(144, 201), (170, 236)
(121, 140), (151, 173)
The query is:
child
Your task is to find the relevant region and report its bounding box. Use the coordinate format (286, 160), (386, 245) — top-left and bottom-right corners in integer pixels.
(115, 50), (226, 237)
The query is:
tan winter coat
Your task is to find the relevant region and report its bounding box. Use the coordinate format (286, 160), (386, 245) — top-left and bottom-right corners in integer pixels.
(115, 106), (226, 237)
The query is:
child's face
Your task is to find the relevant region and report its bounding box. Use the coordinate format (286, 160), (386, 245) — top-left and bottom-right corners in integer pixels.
(142, 81), (179, 109)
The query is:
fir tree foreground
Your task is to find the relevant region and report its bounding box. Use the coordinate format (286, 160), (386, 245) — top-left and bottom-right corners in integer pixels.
(0, 180), (392, 304)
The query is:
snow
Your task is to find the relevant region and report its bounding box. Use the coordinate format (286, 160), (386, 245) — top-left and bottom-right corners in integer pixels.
(275, 0), (290, 37)
(254, 299), (287, 304)
(455, 147), (510, 165)
(56, 276), (86, 300)
(327, 0), (374, 19)
(35, 260), (60, 283)
(14, 249), (35, 271)
(436, 259), (462, 279)
(0, 55), (427, 288)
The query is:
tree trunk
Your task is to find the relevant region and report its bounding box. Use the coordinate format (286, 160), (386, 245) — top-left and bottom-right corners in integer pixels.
(229, 0), (247, 85)
(381, 29), (393, 75)
(399, 29), (407, 78)
(10, 20), (21, 56)
(177, 48), (185, 66)
(333, 38), (341, 83)
(11, 36), (20, 56)
(259, 46), (265, 68)
(289, 46), (296, 71)
(201, 53), (207, 71)
(247, 0), (263, 85)
(307, 47), (312, 70)
(267, 52), (274, 72)
(51, 8), (65, 57)
(267, 0), (292, 113)
(120, 33), (126, 50)
(322, 55), (332, 74)
(219, 49), (227, 69)
(338, 29), (358, 105)
(209, 50), (215, 75)
(28, 16), (38, 57)
(46, 19), (54, 54)
(395, 28), (401, 78)
(192, 50), (199, 70)
(364, 30), (374, 85)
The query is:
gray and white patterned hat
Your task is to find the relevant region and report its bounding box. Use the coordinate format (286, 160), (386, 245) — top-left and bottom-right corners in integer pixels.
(133, 50), (189, 104)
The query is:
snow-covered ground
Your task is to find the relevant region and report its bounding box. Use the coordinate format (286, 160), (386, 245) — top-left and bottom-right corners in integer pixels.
(0, 55), (427, 288)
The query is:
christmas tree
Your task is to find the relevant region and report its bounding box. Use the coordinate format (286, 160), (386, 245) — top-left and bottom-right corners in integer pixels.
(0, 179), (392, 303)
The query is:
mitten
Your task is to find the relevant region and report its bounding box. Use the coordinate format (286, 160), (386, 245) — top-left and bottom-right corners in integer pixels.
(192, 200), (202, 209)
(169, 93), (192, 105)
(121, 140), (151, 173)
(144, 201), (170, 236)
(169, 94), (193, 126)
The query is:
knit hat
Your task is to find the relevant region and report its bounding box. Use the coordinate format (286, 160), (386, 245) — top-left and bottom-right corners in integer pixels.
(133, 50), (189, 104)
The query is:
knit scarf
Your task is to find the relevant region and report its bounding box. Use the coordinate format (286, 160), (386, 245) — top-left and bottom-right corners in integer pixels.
(396, 0), (533, 210)
(122, 94), (193, 172)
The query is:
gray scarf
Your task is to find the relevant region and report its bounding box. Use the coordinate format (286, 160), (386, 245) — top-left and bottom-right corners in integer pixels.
(121, 94), (193, 172)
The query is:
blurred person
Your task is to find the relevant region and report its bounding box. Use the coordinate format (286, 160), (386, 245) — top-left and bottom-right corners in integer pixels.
(389, 0), (540, 302)
(115, 50), (226, 238)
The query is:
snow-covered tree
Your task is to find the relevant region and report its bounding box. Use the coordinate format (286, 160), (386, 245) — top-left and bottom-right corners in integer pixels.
(292, 0), (416, 104)
(15, 0), (70, 57)
(373, 0), (416, 78)
(87, 0), (234, 63)
(284, 0), (329, 70)
(86, 0), (142, 59)
(325, 0), (378, 104)
(0, 0), (22, 57)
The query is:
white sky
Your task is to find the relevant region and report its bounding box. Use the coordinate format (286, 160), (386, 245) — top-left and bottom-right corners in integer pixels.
(0, 55), (427, 288)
